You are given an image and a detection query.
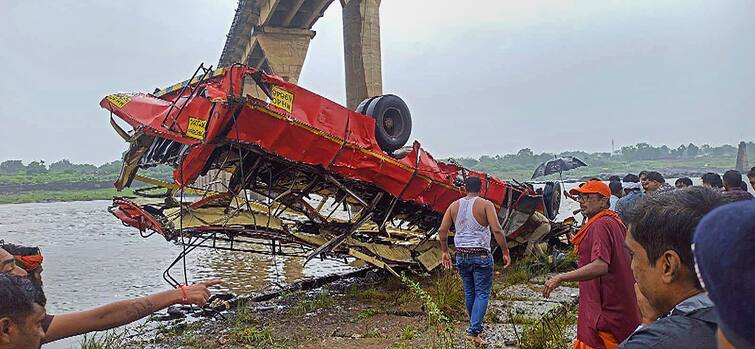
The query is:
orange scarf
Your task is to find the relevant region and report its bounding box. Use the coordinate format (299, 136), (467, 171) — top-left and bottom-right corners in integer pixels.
(571, 209), (625, 253)
(15, 254), (43, 271)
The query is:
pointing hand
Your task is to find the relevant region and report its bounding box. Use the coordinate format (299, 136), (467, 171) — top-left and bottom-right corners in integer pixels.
(181, 279), (223, 306)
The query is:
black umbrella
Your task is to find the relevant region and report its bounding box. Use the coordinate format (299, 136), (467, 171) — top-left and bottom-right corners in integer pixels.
(531, 156), (588, 179)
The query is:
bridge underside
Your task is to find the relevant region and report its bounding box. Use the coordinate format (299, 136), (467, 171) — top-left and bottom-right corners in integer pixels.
(219, 0), (383, 109)
(219, 0), (334, 84)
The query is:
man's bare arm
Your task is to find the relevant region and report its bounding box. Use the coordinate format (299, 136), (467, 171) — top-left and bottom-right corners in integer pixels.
(543, 259), (608, 298)
(439, 203), (454, 253)
(439, 203), (455, 269)
(558, 258), (608, 282)
(43, 279), (222, 343)
(485, 201), (510, 268)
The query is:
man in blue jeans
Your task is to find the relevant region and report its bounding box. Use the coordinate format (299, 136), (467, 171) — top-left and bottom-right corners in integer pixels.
(439, 176), (511, 346)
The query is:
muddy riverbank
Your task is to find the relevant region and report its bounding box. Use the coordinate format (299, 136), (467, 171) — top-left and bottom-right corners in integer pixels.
(111, 256), (579, 349)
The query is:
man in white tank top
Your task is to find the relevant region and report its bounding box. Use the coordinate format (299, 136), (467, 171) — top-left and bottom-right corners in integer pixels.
(439, 176), (511, 346)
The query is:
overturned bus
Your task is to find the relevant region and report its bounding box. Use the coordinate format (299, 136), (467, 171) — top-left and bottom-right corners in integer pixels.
(100, 64), (570, 285)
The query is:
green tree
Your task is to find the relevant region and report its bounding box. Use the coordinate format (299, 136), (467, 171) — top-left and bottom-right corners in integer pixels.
(455, 158), (479, 168)
(620, 145), (639, 161)
(49, 159), (97, 174)
(49, 159), (75, 173)
(659, 145), (671, 158)
(97, 160), (123, 175)
(673, 144), (687, 158)
(687, 143), (700, 157)
(700, 144), (711, 155)
(0, 160), (25, 175)
(517, 148), (534, 157)
(25, 161), (48, 175)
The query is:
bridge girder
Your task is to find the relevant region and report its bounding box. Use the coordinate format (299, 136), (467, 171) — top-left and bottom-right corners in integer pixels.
(219, 0), (334, 79)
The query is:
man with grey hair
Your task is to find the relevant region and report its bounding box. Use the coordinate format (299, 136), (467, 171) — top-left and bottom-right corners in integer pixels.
(618, 187), (726, 349)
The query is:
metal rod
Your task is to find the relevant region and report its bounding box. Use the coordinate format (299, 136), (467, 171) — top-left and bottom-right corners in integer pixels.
(325, 174), (368, 207)
(162, 64), (205, 130)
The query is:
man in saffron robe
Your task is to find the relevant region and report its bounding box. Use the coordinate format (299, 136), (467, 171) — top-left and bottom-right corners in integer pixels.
(543, 180), (640, 349)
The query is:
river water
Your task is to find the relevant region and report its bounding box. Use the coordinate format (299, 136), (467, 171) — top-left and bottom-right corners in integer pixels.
(0, 200), (352, 348)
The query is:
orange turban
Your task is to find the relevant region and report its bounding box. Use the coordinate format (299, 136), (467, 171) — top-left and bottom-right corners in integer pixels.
(15, 254), (43, 272)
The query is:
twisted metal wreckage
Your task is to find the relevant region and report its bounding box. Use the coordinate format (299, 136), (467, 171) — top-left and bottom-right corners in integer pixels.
(101, 64), (572, 287)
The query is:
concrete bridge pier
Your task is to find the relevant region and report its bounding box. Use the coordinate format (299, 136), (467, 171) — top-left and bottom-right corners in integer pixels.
(341, 0), (383, 110)
(254, 26), (316, 84)
(241, 26), (315, 99)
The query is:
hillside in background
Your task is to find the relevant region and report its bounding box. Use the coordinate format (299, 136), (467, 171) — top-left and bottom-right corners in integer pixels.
(453, 142), (752, 181)
(0, 160), (173, 185)
(0, 141), (752, 195)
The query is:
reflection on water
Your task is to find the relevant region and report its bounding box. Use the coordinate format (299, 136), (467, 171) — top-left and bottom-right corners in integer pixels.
(191, 248), (352, 295)
(0, 200), (351, 348)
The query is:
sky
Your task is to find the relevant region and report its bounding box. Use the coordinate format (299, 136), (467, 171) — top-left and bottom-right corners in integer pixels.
(1, 0), (753, 165)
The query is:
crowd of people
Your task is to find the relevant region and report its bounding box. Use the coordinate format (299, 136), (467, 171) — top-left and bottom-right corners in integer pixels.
(440, 168), (754, 347)
(548, 167), (755, 349)
(2, 167), (754, 348)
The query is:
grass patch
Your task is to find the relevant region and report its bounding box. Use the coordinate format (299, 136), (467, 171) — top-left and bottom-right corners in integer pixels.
(155, 321), (203, 338)
(0, 188), (135, 205)
(520, 306), (578, 349)
(0, 173), (117, 185)
(292, 290), (334, 315)
(347, 277), (407, 305)
(500, 255), (552, 287)
(400, 273), (456, 348)
(224, 300), (292, 349)
(347, 285), (394, 303)
(229, 325), (292, 348)
(425, 271), (466, 319)
(180, 332), (218, 349)
(484, 310), (501, 323)
(151, 321), (215, 348)
(235, 300), (255, 325)
(365, 328), (384, 338)
(80, 330), (127, 349)
(277, 290), (296, 301)
(80, 323), (155, 348)
(552, 250), (578, 272)
(399, 326), (417, 341)
(510, 313), (538, 325)
(355, 308), (379, 321)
